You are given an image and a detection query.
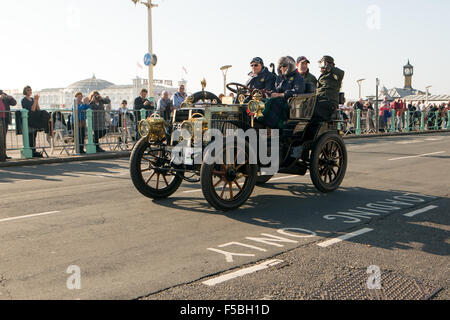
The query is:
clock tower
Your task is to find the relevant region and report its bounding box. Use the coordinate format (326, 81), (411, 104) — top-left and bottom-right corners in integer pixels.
(403, 60), (413, 89)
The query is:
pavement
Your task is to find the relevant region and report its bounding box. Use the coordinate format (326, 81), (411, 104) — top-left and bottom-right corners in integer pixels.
(0, 132), (448, 300)
(0, 129), (445, 168)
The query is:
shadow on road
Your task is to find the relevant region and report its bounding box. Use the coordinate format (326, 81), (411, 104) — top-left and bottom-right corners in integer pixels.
(0, 161), (128, 183)
(153, 181), (449, 257)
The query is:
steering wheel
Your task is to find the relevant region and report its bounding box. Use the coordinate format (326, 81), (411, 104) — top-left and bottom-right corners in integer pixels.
(226, 83), (251, 96)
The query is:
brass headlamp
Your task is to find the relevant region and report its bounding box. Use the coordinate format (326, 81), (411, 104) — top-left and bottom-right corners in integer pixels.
(180, 113), (208, 144)
(139, 113), (166, 142)
(247, 91), (265, 118)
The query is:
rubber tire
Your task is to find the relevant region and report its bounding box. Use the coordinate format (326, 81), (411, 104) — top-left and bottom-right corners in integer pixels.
(256, 174), (273, 185)
(310, 132), (347, 193)
(200, 141), (258, 211)
(130, 138), (182, 199)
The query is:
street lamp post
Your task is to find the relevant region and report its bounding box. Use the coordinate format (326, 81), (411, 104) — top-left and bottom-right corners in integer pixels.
(220, 65), (232, 96)
(375, 78), (380, 133)
(425, 85), (432, 107)
(357, 79), (366, 100)
(132, 0), (158, 98)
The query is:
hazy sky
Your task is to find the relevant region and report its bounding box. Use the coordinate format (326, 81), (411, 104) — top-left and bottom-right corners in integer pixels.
(1, 0), (449, 99)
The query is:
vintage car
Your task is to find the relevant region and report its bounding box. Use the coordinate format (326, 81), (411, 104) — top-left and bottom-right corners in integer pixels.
(129, 81), (348, 211)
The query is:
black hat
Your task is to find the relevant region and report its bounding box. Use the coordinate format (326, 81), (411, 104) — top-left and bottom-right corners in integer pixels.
(320, 55), (335, 64)
(250, 57), (264, 66)
(297, 56), (310, 64)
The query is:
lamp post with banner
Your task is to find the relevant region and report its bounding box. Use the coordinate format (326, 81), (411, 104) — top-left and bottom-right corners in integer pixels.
(132, 0), (158, 98)
(425, 86), (432, 107)
(357, 79), (366, 100)
(220, 65), (232, 96)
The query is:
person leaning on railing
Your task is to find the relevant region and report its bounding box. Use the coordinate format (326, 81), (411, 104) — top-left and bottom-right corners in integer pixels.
(0, 90), (17, 159)
(88, 91), (110, 153)
(21, 86), (51, 158)
(71, 92), (90, 154)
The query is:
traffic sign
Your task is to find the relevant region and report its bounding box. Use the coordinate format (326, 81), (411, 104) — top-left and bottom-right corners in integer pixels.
(144, 53), (152, 66)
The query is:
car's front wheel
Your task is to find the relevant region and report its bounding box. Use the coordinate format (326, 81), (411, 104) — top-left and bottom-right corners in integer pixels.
(130, 138), (183, 199)
(201, 140), (257, 211)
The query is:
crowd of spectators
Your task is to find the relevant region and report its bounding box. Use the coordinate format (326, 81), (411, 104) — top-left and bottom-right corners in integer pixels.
(339, 97), (450, 133)
(1, 82), (449, 160)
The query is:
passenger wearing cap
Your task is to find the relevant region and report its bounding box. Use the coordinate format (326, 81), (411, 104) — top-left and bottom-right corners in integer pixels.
(256, 56), (305, 129)
(313, 55), (345, 122)
(246, 57), (276, 92)
(297, 56), (318, 92)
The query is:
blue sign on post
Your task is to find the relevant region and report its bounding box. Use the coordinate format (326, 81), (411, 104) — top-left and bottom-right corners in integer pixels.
(144, 53), (152, 66)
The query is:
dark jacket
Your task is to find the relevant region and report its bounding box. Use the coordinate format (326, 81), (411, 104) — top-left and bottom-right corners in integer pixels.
(134, 96), (154, 122)
(353, 101), (364, 111)
(1, 96), (17, 124)
(246, 67), (276, 92)
(90, 97), (110, 131)
(275, 70), (306, 100)
(300, 70), (318, 93)
(317, 66), (345, 105)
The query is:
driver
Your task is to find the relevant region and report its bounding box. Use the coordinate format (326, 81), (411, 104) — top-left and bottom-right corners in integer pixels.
(246, 57), (276, 92)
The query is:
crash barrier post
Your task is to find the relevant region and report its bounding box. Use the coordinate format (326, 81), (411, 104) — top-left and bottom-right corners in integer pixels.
(405, 111), (410, 132)
(447, 111), (450, 130)
(140, 109), (147, 122)
(0, 118), (5, 162)
(73, 99), (80, 155)
(20, 109), (33, 159)
(434, 111), (439, 130)
(420, 112), (425, 131)
(85, 109), (96, 154)
(355, 109), (361, 135)
(390, 111), (396, 133)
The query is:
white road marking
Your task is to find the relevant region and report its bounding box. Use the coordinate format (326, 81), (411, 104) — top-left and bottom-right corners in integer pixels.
(403, 205), (438, 217)
(182, 174), (305, 194)
(0, 211), (61, 223)
(317, 228), (373, 248)
(202, 259), (283, 286)
(425, 138), (443, 141)
(183, 188), (202, 194)
(388, 151), (445, 161)
(396, 140), (423, 145)
(270, 175), (303, 181)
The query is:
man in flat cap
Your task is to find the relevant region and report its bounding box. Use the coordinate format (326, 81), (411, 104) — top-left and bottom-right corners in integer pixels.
(297, 56), (318, 93)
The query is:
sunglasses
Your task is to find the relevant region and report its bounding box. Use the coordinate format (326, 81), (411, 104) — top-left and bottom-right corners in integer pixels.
(280, 65), (288, 68)
(251, 64), (260, 67)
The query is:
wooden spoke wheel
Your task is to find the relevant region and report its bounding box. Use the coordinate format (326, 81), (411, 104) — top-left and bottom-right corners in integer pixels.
(310, 132), (347, 193)
(130, 138), (182, 199)
(201, 140), (257, 211)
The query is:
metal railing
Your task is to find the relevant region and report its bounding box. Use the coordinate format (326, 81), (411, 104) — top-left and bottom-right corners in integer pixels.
(340, 108), (449, 136)
(1, 106), (449, 161)
(1, 106), (140, 160)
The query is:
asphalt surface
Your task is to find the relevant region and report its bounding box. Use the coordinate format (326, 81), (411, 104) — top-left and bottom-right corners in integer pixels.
(0, 132), (448, 300)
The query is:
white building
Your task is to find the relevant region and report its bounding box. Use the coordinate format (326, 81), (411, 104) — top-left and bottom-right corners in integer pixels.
(6, 75), (182, 110)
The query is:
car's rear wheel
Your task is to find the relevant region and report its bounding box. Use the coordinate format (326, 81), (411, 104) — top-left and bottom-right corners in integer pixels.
(130, 138), (182, 199)
(310, 132), (347, 193)
(201, 140), (257, 211)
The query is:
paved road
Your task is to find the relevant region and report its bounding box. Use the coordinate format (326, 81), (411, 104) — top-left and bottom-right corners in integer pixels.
(0, 133), (448, 300)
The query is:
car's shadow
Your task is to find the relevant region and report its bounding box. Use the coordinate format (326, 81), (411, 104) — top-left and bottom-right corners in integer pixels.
(153, 181), (449, 257)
